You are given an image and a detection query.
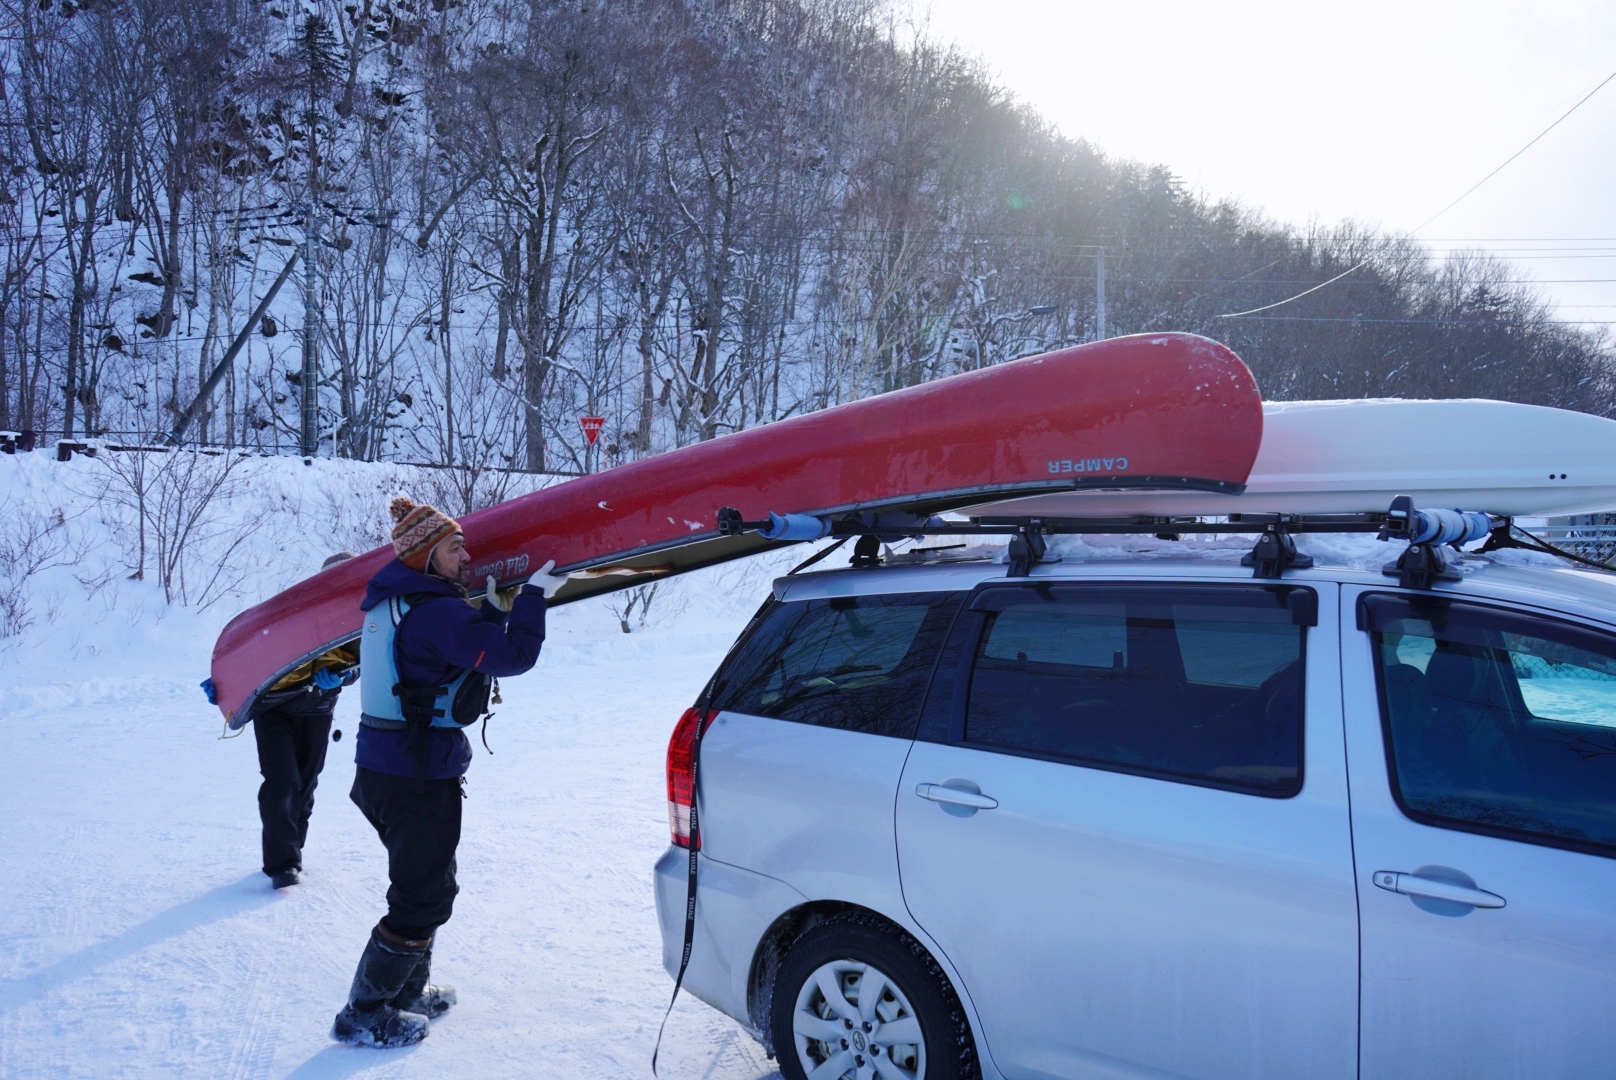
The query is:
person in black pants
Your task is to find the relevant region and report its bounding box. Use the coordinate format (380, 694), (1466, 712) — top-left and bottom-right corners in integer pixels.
(250, 672), (345, 887)
(330, 497), (563, 1049)
(248, 551), (358, 889)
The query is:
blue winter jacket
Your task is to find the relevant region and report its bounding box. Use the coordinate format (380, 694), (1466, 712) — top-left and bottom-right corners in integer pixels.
(355, 559), (547, 779)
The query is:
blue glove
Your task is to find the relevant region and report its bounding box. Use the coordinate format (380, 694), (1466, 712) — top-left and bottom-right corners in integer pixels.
(312, 667), (347, 691)
(200, 678), (218, 705)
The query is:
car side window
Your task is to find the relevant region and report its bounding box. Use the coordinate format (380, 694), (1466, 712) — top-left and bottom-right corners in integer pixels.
(717, 591), (963, 738)
(1363, 593), (1616, 859)
(962, 584), (1312, 797)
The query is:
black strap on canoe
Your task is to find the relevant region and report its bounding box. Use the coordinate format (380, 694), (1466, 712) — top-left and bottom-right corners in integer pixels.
(651, 677), (726, 1076)
(787, 536), (849, 576)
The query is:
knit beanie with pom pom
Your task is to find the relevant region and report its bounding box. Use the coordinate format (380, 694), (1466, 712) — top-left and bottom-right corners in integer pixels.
(389, 496), (462, 572)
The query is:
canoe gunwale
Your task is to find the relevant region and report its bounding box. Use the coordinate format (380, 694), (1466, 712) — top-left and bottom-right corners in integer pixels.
(224, 473), (1249, 727)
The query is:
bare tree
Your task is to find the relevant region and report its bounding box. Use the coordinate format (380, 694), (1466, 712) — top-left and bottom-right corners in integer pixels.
(443, 2), (617, 470)
(0, 0), (1609, 470)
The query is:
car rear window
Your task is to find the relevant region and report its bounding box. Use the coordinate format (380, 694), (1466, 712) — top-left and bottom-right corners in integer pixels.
(1363, 593), (1616, 858)
(961, 584), (1312, 796)
(716, 591), (964, 738)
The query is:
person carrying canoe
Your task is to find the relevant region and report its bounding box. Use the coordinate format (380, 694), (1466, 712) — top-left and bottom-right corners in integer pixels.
(201, 551), (358, 891)
(331, 496), (565, 1049)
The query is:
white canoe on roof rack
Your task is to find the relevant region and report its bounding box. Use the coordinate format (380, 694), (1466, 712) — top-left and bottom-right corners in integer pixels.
(965, 398), (1616, 520)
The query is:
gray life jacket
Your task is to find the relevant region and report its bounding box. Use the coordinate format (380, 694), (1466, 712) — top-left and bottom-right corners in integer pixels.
(359, 596), (486, 730)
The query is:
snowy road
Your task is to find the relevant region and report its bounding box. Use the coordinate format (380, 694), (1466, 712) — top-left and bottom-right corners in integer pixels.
(0, 576), (785, 1079)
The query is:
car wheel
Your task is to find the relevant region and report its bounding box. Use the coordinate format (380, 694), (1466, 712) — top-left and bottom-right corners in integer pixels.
(770, 914), (976, 1080)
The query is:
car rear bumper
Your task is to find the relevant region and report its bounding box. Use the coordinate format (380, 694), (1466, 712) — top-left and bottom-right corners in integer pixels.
(653, 845), (809, 1036)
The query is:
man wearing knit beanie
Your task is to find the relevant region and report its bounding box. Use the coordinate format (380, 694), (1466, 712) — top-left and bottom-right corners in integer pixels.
(389, 497), (463, 575)
(331, 495), (566, 1048)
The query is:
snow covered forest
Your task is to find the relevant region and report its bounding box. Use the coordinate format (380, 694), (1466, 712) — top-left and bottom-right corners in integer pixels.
(4, 0), (1613, 476)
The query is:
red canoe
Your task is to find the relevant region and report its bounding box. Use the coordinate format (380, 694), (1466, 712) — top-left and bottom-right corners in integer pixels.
(211, 332), (1263, 725)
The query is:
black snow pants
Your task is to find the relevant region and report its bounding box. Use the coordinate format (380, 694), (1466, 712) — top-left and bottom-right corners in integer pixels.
(253, 701), (334, 876)
(350, 766), (464, 941)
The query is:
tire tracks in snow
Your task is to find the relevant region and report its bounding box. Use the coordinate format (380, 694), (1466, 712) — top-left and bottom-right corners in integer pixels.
(226, 888), (304, 1080)
(224, 839), (383, 1077)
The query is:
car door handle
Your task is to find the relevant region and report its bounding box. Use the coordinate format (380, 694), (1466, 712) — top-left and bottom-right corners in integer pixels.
(915, 783), (998, 810)
(1372, 871), (1506, 909)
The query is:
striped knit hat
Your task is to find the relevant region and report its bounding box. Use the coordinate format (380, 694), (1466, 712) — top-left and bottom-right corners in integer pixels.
(389, 496), (461, 573)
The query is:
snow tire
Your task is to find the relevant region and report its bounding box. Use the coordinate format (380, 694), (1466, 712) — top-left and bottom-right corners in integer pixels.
(770, 913), (978, 1080)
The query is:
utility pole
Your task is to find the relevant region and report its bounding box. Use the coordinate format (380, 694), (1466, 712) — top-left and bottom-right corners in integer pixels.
(293, 14), (336, 460)
(300, 208), (321, 458)
(1095, 246), (1107, 340)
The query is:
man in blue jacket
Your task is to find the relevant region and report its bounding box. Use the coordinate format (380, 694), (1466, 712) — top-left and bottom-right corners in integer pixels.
(331, 495), (565, 1048)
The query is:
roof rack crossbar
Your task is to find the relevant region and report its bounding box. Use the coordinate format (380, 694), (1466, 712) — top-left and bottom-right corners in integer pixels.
(713, 500), (1616, 587)
(718, 506), (1403, 541)
(973, 515), (1389, 535)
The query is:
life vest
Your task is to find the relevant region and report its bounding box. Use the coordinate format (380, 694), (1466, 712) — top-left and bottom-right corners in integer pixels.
(359, 596), (485, 730)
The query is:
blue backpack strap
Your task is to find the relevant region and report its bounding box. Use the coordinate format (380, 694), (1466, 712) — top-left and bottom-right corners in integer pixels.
(359, 597), (409, 728)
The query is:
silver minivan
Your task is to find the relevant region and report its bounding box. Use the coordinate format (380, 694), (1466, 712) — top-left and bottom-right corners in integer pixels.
(654, 543), (1616, 1080)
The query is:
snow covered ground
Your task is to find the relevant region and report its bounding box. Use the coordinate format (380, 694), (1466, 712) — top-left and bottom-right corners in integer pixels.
(0, 450), (790, 1079)
(2, 448), (1590, 1078)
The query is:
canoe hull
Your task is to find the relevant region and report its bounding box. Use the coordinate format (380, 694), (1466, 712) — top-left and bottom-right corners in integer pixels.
(211, 332), (1262, 725)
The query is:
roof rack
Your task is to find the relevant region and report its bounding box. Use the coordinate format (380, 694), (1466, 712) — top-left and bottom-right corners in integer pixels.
(716, 498), (1586, 588)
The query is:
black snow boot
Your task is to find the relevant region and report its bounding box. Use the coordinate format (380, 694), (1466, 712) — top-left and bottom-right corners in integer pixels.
(390, 940), (457, 1020)
(330, 925), (431, 1048)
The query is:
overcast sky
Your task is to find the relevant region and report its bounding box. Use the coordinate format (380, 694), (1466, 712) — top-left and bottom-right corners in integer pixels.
(915, 0), (1616, 324)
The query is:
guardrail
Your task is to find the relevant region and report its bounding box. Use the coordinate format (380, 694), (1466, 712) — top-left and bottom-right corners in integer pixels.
(1535, 527), (1616, 538)
(0, 429), (584, 476)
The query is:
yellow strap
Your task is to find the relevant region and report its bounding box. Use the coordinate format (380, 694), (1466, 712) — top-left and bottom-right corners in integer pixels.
(266, 645), (360, 692)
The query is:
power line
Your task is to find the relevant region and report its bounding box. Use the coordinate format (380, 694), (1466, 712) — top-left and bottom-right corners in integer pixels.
(1218, 65), (1616, 321)
(1414, 67), (1616, 234)
(20, 272), (1616, 341)
(1224, 316), (1616, 326)
(21, 205), (1616, 276)
(1413, 254), (1616, 261)
(22, 310), (1612, 357)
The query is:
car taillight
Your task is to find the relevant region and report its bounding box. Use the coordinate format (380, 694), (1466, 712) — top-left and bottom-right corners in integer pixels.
(667, 706), (717, 848)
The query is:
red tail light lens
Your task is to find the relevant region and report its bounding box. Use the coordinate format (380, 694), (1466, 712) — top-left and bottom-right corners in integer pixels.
(667, 706), (717, 848)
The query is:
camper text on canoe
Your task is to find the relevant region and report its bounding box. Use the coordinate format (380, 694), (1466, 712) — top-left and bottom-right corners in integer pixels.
(1048, 456), (1130, 475)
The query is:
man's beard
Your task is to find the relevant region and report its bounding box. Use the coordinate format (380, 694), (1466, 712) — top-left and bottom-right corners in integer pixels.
(427, 554), (471, 592)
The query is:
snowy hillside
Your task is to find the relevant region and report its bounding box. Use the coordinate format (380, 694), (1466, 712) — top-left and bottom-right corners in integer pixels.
(0, 450), (796, 1079)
